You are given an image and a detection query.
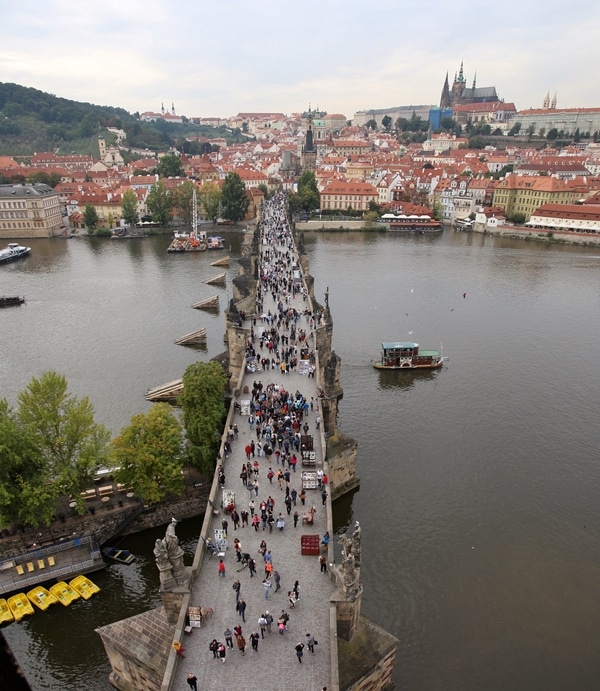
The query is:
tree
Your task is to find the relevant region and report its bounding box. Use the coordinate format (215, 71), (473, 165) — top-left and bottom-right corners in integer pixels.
(508, 122), (521, 136)
(110, 404), (185, 504)
(382, 115), (392, 131)
(200, 181), (222, 223)
(297, 170), (320, 212)
(0, 399), (54, 527)
(171, 180), (196, 226)
(27, 170), (61, 188)
(573, 127), (580, 143)
(221, 172), (250, 223)
(431, 199), (443, 221)
(147, 179), (172, 226)
(178, 361), (227, 475)
(365, 119), (377, 130)
(121, 189), (138, 227)
(547, 128), (559, 140)
(155, 153), (184, 178)
(17, 371), (110, 516)
(83, 203), (99, 230)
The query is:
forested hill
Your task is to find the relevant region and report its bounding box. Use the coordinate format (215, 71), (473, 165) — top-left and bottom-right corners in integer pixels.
(0, 82), (242, 157)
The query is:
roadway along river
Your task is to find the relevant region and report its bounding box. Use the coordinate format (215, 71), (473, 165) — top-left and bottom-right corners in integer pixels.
(1, 229), (600, 690)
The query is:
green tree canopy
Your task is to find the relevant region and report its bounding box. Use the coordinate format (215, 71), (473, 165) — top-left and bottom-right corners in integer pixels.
(121, 188), (139, 226)
(147, 179), (172, 226)
(381, 115), (392, 131)
(27, 170), (61, 188)
(172, 180), (196, 226)
(365, 119), (377, 130)
(297, 170), (320, 212)
(178, 361), (227, 475)
(17, 371), (110, 516)
(221, 172), (250, 223)
(83, 203), (99, 230)
(155, 153), (185, 178)
(110, 403), (185, 504)
(200, 181), (222, 223)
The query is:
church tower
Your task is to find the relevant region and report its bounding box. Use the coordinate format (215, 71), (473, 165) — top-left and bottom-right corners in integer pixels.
(543, 92), (550, 109)
(551, 92), (557, 109)
(451, 61), (466, 105)
(440, 72), (451, 108)
(301, 109), (317, 173)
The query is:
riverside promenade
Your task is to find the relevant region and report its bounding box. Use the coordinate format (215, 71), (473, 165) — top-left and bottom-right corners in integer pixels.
(171, 200), (338, 690)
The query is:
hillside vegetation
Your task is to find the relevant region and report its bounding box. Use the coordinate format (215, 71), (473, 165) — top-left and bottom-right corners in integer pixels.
(0, 82), (245, 156)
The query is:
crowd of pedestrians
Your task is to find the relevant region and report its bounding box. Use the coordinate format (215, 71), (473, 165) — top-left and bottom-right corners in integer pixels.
(179, 194), (332, 689)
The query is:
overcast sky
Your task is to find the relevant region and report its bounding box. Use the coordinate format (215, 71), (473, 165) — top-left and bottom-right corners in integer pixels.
(2, 0), (598, 119)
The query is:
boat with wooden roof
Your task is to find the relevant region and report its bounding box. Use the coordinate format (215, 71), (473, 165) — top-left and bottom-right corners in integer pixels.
(0, 598), (14, 625)
(70, 574), (100, 600)
(7, 593), (35, 621)
(27, 585), (59, 611)
(49, 581), (81, 606)
(372, 341), (444, 370)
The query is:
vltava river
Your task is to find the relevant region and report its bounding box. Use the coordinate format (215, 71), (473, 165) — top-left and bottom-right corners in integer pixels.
(1, 230), (600, 690)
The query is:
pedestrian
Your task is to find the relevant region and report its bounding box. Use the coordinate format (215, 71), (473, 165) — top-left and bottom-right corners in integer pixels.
(218, 558), (226, 577)
(187, 673), (198, 691)
(222, 518), (229, 536)
(276, 513), (286, 531)
(290, 487), (297, 505)
(273, 570), (281, 592)
(233, 579), (241, 602)
(218, 642), (226, 663)
(295, 641), (305, 663)
(293, 510), (299, 527)
(306, 632), (316, 653)
(172, 640), (185, 658)
(233, 624), (242, 640)
(252, 514), (260, 531)
(249, 499), (255, 516)
(321, 488), (328, 505)
(285, 496), (292, 514)
(224, 627), (233, 649)
(248, 557), (257, 578)
(250, 631), (260, 651)
(237, 598), (246, 622)
(237, 633), (246, 656)
(263, 578), (272, 599)
(267, 513), (275, 533)
(319, 553), (327, 573)
(231, 509), (240, 530)
(254, 479), (260, 496)
(258, 614), (267, 638)
(293, 580), (300, 601)
(265, 561), (273, 578)
(209, 639), (219, 658)
(240, 508), (249, 527)
(288, 590), (296, 608)
(299, 489), (306, 505)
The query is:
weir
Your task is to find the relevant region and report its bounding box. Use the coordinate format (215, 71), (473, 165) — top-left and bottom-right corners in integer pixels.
(97, 194), (397, 690)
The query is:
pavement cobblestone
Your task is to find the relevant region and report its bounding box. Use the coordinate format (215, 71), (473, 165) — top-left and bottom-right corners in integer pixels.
(173, 203), (335, 691)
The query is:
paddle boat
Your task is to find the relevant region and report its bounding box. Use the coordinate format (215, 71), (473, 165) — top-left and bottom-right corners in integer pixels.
(70, 575), (100, 600)
(49, 581), (81, 606)
(0, 598), (14, 625)
(27, 586), (59, 611)
(372, 341), (444, 370)
(7, 593), (35, 621)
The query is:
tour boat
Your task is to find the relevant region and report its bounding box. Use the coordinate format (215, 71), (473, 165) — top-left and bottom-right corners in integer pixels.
(49, 581), (81, 606)
(0, 243), (31, 264)
(7, 593), (35, 621)
(70, 575), (100, 600)
(27, 586), (59, 611)
(372, 341), (444, 370)
(0, 598), (14, 625)
(102, 546), (135, 565)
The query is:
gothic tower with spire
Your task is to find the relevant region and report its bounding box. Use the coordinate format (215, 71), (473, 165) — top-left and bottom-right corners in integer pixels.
(301, 108), (317, 173)
(440, 72), (451, 108)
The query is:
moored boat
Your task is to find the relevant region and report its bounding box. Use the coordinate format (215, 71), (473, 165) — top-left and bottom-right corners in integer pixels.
(0, 598), (14, 625)
(27, 586), (59, 611)
(49, 581), (81, 606)
(207, 235), (225, 249)
(70, 575), (100, 600)
(102, 546), (135, 565)
(7, 593), (35, 621)
(372, 341), (444, 370)
(0, 242), (31, 264)
(0, 295), (25, 307)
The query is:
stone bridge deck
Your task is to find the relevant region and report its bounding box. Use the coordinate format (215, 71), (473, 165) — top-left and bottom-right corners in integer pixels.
(171, 234), (337, 690)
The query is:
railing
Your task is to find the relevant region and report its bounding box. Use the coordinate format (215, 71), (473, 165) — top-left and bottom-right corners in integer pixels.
(97, 503), (145, 546)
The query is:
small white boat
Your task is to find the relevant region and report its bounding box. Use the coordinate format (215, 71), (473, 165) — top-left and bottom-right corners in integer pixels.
(0, 243), (31, 264)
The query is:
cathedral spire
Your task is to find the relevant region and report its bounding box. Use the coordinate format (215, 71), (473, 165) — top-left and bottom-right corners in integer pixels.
(472, 71), (477, 90)
(440, 72), (451, 109)
(458, 61), (465, 83)
(543, 91), (550, 109)
(551, 92), (557, 109)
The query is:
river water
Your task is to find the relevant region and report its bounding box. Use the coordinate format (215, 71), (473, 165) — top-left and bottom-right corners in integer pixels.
(1, 230), (600, 690)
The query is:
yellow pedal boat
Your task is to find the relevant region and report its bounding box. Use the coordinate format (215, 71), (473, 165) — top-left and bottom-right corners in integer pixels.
(70, 575), (100, 600)
(49, 581), (81, 606)
(27, 585), (59, 611)
(7, 593), (35, 621)
(0, 598), (15, 625)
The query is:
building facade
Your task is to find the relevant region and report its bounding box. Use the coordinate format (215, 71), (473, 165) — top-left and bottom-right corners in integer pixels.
(492, 174), (577, 220)
(0, 184), (65, 239)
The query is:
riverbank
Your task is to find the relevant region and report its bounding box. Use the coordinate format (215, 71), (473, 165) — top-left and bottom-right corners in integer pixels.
(475, 223), (600, 246)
